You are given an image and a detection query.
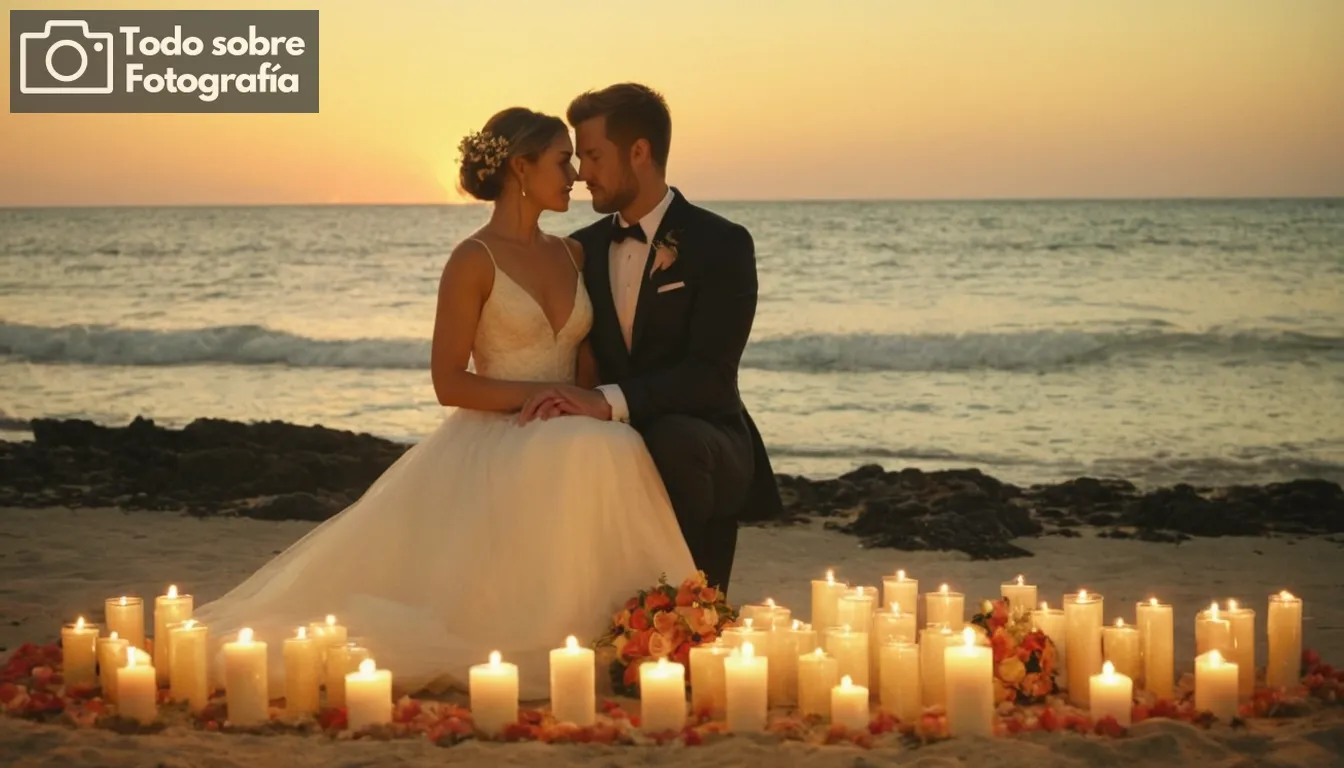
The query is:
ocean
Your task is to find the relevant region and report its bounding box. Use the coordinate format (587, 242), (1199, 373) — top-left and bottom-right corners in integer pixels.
(2, 199), (1342, 489)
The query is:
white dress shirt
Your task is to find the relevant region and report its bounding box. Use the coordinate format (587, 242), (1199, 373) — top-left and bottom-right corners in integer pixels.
(597, 186), (675, 422)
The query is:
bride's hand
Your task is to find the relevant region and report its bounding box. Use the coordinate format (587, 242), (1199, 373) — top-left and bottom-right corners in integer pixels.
(517, 389), (580, 425)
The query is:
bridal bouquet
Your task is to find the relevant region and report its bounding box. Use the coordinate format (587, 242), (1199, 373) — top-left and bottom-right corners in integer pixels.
(593, 571), (738, 698)
(969, 598), (1060, 705)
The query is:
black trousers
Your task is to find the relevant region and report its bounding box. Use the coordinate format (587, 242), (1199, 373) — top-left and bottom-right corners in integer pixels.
(637, 413), (754, 596)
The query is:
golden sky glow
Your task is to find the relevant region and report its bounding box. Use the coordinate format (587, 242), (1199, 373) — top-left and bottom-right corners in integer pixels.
(2, 0), (1342, 205)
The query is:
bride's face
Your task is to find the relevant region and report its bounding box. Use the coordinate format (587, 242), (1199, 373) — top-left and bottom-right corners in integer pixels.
(521, 134), (579, 213)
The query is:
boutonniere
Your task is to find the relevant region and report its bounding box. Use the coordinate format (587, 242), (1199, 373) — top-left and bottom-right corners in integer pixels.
(649, 232), (680, 277)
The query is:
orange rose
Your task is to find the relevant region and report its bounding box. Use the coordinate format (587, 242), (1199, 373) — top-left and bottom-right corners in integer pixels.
(630, 609), (650, 631)
(691, 606), (719, 635)
(624, 597), (640, 611)
(676, 585), (697, 607)
(681, 572), (708, 591)
(624, 629), (651, 659)
(698, 587), (719, 603)
(613, 609), (631, 630)
(648, 631), (674, 659)
(654, 611), (680, 635)
(645, 591), (673, 612)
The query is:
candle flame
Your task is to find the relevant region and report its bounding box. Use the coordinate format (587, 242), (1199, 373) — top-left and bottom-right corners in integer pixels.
(842, 624), (851, 634)
(939, 583), (949, 594)
(814, 647), (825, 657)
(1079, 589), (1088, 601)
(962, 627), (977, 647)
(765, 598), (775, 608)
(167, 584), (178, 599)
(840, 674), (853, 689)
(1103, 661), (1115, 676)
(892, 602), (901, 617)
(897, 569), (906, 581)
(741, 641), (755, 660)
(656, 656), (668, 668)
(359, 658), (375, 675)
(1228, 599), (1239, 611)
(826, 569), (835, 584)
(1041, 601), (1048, 611)
(239, 628), (253, 643)
(565, 635), (578, 651)
(1115, 618), (1125, 627)
(743, 617), (754, 630)
(110, 631), (119, 640)
(1150, 597), (1159, 606)
(75, 616), (85, 630)
(1208, 650), (1225, 666)
(119, 596), (127, 606)
(326, 614), (336, 626)
(183, 619), (196, 630)
(1016, 574), (1024, 585)
(127, 647), (137, 667)
(489, 651), (501, 666)
(1209, 603), (1220, 620)
(1279, 590), (1296, 601)
(792, 619), (801, 630)
(297, 626), (307, 639)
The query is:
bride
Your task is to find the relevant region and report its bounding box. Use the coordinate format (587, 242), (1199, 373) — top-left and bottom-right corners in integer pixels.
(192, 107), (697, 700)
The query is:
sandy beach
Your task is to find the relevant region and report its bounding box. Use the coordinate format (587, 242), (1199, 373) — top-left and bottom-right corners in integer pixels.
(2, 505), (1342, 766)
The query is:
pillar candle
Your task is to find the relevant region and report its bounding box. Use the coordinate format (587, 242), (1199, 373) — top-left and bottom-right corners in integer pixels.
(324, 642), (369, 709)
(741, 598), (791, 630)
(60, 617), (100, 687)
(97, 632), (129, 702)
(769, 620), (814, 707)
(811, 569), (849, 633)
(1266, 591), (1302, 691)
(883, 570), (919, 618)
(723, 642), (768, 732)
(722, 617), (764, 651)
(944, 627), (994, 738)
(1103, 618), (1141, 682)
(638, 657), (686, 732)
(1001, 574), (1038, 618)
(1224, 600), (1256, 700)
(1195, 602), (1232, 657)
(1195, 650), (1239, 721)
(1137, 598), (1174, 698)
(168, 619), (209, 711)
(920, 624), (957, 706)
(1089, 661), (1133, 727)
(879, 640), (921, 722)
(116, 646), (157, 724)
(873, 604), (919, 646)
(345, 658), (392, 730)
(307, 614), (347, 684)
(824, 625), (870, 688)
(1063, 590), (1104, 706)
(104, 596), (145, 653)
(549, 636), (595, 726)
(469, 651), (519, 736)
(837, 588), (875, 635)
(153, 585), (192, 686)
(284, 626), (321, 716)
(926, 584), (965, 630)
(223, 628), (269, 726)
(797, 647), (838, 718)
(831, 674), (869, 730)
(689, 641), (731, 716)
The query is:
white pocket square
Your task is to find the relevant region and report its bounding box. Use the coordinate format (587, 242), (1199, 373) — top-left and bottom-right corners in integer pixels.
(657, 281), (686, 293)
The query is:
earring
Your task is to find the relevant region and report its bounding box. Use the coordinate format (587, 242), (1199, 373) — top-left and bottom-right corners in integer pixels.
(519, 175), (527, 198)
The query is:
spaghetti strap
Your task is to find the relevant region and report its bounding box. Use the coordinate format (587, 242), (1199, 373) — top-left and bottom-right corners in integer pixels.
(468, 237), (498, 267)
(558, 237), (580, 274)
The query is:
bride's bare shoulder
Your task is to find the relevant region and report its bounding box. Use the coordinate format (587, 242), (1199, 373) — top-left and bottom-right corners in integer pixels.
(549, 233), (586, 269)
(439, 235), (496, 291)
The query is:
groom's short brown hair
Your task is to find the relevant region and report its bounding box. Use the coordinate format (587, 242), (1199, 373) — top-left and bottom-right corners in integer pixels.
(567, 83), (671, 169)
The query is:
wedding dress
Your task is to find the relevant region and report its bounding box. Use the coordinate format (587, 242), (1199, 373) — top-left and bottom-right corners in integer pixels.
(192, 237), (697, 700)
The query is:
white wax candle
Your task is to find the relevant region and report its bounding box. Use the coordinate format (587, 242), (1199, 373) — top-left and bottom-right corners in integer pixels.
(831, 674), (869, 730)
(639, 657), (686, 732)
(1195, 602), (1232, 657)
(824, 625), (870, 688)
(1064, 590), (1104, 706)
(116, 646), (157, 724)
(920, 624), (957, 706)
(811, 569), (849, 632)
(879, 640), (921, 722)
(723, 641), (768, 732)
(1103, 618), (1141, 682)
(1136, 598), (1174, 698)
(721, 617), (763, 651)
(97, 632), (129, 702)
(469, 651), (519, 736)
(741, 598), (791, 630)
(549, 636), (595, 726)
(1089, 661), (1133, 727)
(797, 647), (838, 718)
(345, 658), (393, 730)
(689, 641), (731, 716)
(944, 627), (994, 738)
(770, 620), (814, 707)
(1195, 650), (1239, 721)
(223, 628), (269, 726)
(284, 626), (321, 716)
(837, 588), (875, 636)
(153, 585), (192, 686)
(873, 604), (919, 646)
(925, 584), (965, 630)
(1001, 574), (1038, 618)
(60, 617), (100, 687)
(324, 642), (369, 709)
(1032, 602), (1067, 674)
(168, 619), (209, 711)
(307, 614), (347, 684)
(105, 596), (145, 653)
(1224, 600), (1256, 700)
(883, 570), (919, 618)
(1266, 591), (1302, 691)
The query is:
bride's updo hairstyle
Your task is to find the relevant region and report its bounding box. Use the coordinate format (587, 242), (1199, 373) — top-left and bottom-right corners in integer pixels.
(457, 107), (568, 202)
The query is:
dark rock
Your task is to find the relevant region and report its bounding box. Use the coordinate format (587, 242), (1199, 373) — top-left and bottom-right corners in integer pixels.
(1087, 512), (1119, 527)
(242, 493), (345, 522)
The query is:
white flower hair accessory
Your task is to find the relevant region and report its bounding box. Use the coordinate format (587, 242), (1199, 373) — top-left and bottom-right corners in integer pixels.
(457, 130), (510, 181)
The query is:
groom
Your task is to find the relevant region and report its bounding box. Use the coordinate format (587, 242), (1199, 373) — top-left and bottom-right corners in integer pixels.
(518, 82), (782, 595)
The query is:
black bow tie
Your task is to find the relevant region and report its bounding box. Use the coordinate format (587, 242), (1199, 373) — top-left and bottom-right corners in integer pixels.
(610, 220), (647, 244)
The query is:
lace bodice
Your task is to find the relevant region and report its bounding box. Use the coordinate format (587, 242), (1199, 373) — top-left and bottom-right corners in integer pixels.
(469, 238), (592, 384)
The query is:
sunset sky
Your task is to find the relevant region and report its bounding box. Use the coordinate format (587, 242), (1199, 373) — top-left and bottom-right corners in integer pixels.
(3, 0), (1342, 206)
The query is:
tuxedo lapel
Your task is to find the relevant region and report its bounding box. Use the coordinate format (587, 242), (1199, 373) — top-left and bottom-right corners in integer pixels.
(630, 188), (691, 353)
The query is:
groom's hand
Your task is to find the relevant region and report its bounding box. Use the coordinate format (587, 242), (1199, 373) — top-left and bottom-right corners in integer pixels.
(517, 386), (612, 425)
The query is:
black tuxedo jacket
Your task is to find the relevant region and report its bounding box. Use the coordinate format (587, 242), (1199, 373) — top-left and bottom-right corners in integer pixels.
(570, 187), (783, 523)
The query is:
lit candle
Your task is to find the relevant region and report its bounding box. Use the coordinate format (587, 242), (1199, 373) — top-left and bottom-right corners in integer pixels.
(824, 625), (869, 688)
(223, 628), (269, 726)
(469, 651), (519, 736)
(325, 642), (370, 708)
(873, 602), (919, 647)
(1001, 574), (1037, 618)
(1089, 661), (1133, 727)
(307, 614), (346, 684)
(1267, 591), (1303, 690)
(837, 588), (875, 635)
(919, 623), (957, 706)
(104, 596), (145, 652)
(345, 658), (392, 730)
(831, 674), (869, 730)
(1195, 650), (1239, 721)
(741, 597), (791, 630)
(925, 584), (965, 630)
(153, 585), (192, 686)
(60, 616), (100, 687)
(879, 639), (921, 721)
(1102, 618), (1140, 682)
(811, 569), (849, 633)
(284, 626), (321, 716)
(1195, 602), (1232, 657)
(1063, 590), (1103, 706)
(689, 640), (731, 717)
(797, 647), (839, 717)
(1224, 599), (1255, 700)
(722, 617), (762, 651)
(168, 619), (209, 712)
(883, 570), (919, 618)
(96, 631), (129, 702)
(723, 641), (768, 732)
(1136, 597), (1173, 698)
(770, 620), (815, 707)
(943, 627), (994, 738)
(549, 636), (595, 726)
(116, 646), (157, 724)
(639, 657), (686, 732)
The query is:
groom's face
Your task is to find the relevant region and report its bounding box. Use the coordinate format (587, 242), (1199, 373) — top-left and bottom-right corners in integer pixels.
(574, 116), (638, 215)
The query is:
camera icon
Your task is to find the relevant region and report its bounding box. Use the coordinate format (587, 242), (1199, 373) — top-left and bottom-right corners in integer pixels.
(19, 20), (115, 95)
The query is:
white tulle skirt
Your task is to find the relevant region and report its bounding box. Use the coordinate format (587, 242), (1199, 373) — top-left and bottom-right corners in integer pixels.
(191, 407), (697, 701)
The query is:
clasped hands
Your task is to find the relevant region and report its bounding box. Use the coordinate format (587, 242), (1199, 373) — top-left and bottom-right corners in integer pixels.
(516, 385), (612, 426)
